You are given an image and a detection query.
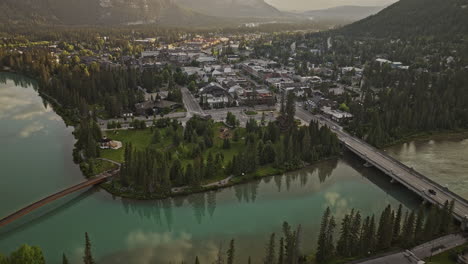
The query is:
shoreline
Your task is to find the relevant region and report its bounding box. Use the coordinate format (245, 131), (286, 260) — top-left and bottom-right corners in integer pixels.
(380, 129), (468, 149)
(99, 156), (340, 201)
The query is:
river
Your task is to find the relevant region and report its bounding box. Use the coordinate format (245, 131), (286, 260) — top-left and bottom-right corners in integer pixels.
(0, 73), (464, 264)
(386, 135), (468, 200)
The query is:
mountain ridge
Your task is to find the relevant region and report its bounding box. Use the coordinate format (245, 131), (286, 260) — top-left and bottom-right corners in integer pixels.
(0, 0), (284, 26)
(341, 0), (468, 37)
(174, 0), (282, 18)
(301, 5), (384, 22)
(0, 0), (221, 26)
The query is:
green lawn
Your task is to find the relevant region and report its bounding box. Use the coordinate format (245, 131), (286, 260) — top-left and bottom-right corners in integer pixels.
(425, 243), (467, 264)
(245, 110), (258, 116)
(100, 123), (291, 185)
(101, 129), (154, 163)
(101, 123), (248, 168)
(93, 159), (118, 175)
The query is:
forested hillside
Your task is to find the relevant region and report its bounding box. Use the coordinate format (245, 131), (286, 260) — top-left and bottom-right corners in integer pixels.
(0, 0), (214, 26)
(175, 0), (282, 18)
(302, 5), (384, 22)
(341, 0), (468, 37)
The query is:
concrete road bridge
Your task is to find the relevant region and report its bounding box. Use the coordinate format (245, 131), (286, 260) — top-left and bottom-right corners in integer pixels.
(295, 107), (468, 227)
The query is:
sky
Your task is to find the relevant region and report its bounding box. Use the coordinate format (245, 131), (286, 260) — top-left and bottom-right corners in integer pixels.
(265, 0), (399, 11)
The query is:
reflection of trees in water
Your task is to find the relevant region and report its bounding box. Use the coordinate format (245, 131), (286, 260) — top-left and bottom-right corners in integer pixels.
(274, 175), (282, 192)
(298, 169), (310, 187)
(234, 180), (260, 203)
(318, 159), (339, 183)
(120, 198), (175, 229)
(263, 176), (273, 184)
(187, 193), (207, 224)
(207, 191), (217, 218)
(173, 196), (186, 207)
(250, 180), (259, 202)
(286, 173), (292, 191)
(0, 73), (37, 89)
(162, 199), (174, 231)
(151, 200), (162, 225)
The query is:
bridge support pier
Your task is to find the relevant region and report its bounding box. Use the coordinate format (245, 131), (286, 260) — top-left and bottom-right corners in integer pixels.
(462, 217), (468, 232)
(363, 162), (373, 168)
(390, 178), (395, 184)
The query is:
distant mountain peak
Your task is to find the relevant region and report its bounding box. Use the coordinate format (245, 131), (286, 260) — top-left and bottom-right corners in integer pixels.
(341, 0), (468, 37)
(174, 0), (282, 18)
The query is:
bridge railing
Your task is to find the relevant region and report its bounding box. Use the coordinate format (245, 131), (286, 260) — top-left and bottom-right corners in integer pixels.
(343, 143), (463, 219)
(342, 132), (468, 208)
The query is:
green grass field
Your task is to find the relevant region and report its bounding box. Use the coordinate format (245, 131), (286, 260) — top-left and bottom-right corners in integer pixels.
(244, 110), (258, 116)
(425, 243), (467, 264)
(101, 123), (248, 167)
(101, 129), (154, 163)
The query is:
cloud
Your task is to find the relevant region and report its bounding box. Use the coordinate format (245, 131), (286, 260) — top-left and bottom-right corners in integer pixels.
(0, 87), (51, 120)
(99, 231), (220, 264)
(19, 122), (45, 138)
(125, 231), (195, 263)
(12, 104), (52, 120)
(324, 191), (350, 219)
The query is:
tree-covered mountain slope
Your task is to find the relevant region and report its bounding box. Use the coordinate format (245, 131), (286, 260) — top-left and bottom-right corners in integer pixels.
(341, 0), (468, 37)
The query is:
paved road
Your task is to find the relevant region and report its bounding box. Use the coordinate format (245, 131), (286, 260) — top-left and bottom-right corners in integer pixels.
(98, 112), (187, 131)
(206, 106), (276, 127)
(355, 234), (467, 264)
(181, 87), (205, 116)
(172, 176), (234, 193)
(97, 158), (122, 167)
(295, 106), (468, 223)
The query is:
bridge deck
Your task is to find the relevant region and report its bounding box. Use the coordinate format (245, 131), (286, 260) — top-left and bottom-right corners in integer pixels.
(295, 107), (468, 222)
(0, 170), (117, 228)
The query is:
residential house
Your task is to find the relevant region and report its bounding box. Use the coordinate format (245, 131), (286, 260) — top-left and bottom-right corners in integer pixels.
(321, 106), (353, 123)
(242, 88), (275, 106)
(199, 83), (232, 108)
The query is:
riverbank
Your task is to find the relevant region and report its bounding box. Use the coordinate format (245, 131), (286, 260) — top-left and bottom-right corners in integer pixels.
(99, 155), (340, 200)
(380, 129), (468, 149)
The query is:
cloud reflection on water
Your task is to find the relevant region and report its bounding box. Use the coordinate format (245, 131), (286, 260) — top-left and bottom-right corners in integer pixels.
(99, 231), (219, 264)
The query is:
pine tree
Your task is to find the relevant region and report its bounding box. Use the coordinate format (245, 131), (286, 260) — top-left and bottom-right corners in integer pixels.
(337, 213), (352, 257)
(83, 232), (95, 264)
(350, 211), (362, 256)
(152, 129), (161, 144)
(326, 216), (337, 261)
(377, 205), (393, 250)
(401, 211), (416, 248)
(223, 138), (231, 149)
(215, 244), (224, 264)
(414, 206), (425, 243)
(359, 216), (371, 256)
(227, 239), (235, 264)
(316, 207), (331, 263)
(278, 237), (284, 264)
(264, 233), (276, 264)
(316, 207), (336, 263)
(62, 254), (69, 264)
(393, 204), (403, 244)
